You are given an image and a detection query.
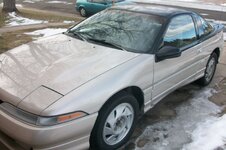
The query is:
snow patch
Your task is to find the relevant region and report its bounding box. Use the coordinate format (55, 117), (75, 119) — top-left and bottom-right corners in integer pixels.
(133, 0), (226, 12)
(46, 1), (73, 5)
(23, 0), (43, 3)
(224, 33), (226, 41)
(221, 3), (226, 6)
(63, 20), (75, 24)
(25, 28), (67, 39)
(23, 0), (35, 3)
(135, 88), (223, 150)
(16, 4), (23, 7)
(200, 13), (209, 16)
(6, 12), (48, 26)
(182, 115), (226, 150)
(175, 0), (198, 1)
(206, 19), (226, 25)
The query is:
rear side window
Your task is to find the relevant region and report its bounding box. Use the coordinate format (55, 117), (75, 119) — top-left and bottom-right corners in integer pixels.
(194, 14), (213, 38)
(163, 15), (197, 49)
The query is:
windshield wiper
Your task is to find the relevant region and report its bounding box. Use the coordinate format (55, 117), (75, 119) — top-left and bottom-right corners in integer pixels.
(87, 38), (126, 51)
(64, 31), (87, 42)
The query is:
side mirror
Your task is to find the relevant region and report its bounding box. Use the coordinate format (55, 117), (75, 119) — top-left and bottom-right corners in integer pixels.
(156, 46), (181, 62)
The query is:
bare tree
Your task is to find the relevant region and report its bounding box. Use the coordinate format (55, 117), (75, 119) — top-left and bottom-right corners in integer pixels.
(2, 0), (18, 12)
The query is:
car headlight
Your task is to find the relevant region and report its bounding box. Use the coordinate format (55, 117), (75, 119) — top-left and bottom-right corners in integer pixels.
(37, 111), (87, 126)
(0, 103), (88, 126)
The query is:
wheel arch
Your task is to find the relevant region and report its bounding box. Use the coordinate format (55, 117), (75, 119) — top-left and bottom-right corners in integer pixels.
(78, 5), (85, 10)
(90, 86), (144, 148)
(213, 47), (220, 63)
(78, 5), (87, 13)
(99, 86), (145, 114)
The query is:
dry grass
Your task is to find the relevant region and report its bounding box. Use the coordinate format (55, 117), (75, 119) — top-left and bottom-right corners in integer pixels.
(0, 6), (80, 54)
(0, 12), (6, 28)
(0, 24), (72, 54)
(18, 9), (80, 23)
(0, 30), (33, 54)
(0, 6), (80, 24)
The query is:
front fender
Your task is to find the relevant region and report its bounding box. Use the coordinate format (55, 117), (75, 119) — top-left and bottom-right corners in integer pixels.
(41, 54), (155, 116)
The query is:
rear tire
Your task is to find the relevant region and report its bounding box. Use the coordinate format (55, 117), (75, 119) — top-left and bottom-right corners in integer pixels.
(90, 92), (139, 150)
(197, 52), (218, 86)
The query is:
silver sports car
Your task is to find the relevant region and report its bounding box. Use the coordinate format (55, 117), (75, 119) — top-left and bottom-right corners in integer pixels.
(0, 4), (224, 150)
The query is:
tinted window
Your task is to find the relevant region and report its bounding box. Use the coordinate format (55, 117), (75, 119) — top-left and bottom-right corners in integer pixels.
(106, 0), (124, 2)
(194, 15), (213, 38)
(163, 15), (197, 49)
(69, 10), (163, 53)
(92, 0), (106, 3)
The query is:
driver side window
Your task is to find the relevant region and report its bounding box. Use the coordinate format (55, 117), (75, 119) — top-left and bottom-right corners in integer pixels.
(163, 15), (197, 49)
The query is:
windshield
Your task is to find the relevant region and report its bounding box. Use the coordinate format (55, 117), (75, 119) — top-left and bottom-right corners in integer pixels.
(68, 9), (163, 53)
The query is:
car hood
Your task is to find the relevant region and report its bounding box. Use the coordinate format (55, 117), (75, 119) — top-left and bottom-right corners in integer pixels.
(0, 34), (139, 107)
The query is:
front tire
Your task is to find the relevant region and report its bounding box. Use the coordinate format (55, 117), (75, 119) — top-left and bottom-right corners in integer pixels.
(79, 7), (87, 17)
(197, 52), (218, 86)
(90, 93), (139, 150)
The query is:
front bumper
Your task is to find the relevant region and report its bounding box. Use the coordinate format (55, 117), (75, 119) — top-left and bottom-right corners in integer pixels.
(0, 109), (98, 150)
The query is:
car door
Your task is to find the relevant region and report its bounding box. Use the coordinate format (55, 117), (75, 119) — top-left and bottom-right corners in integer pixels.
(192, 14), (216, 77)
(152, 14), (201, 105)
(91, 0), (109, 14)
(78, 0), (95, 15)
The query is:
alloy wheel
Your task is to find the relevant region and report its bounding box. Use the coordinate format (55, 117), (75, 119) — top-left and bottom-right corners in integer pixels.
(103, 103), (134, 145)
(80, 8), (86, 17)
(205, 57), (216, 82)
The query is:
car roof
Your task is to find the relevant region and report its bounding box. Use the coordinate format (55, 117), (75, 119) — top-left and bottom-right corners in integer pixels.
(110, 4), (192, 18)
